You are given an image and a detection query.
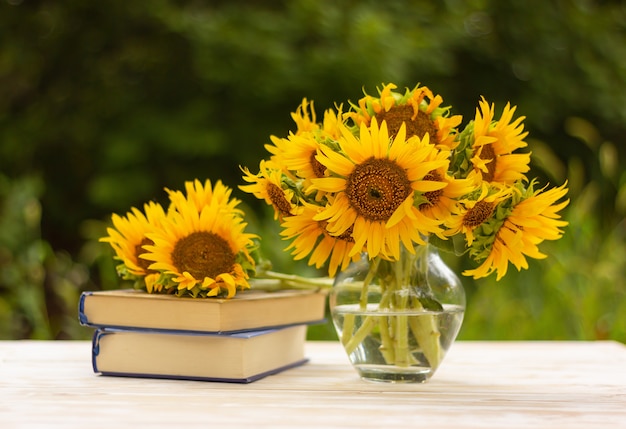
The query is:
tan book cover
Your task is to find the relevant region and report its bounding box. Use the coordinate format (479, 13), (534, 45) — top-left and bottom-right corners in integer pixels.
(92, 325), (308, 383)
(79, 288), (327, 333)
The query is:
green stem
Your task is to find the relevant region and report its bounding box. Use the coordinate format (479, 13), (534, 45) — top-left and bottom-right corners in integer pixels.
(408, 246), (443, 369)
(380, 246), (443, 369)
(359, 257), (380, 310)
(376, 280), (396, 363)
(344, 257), (385, 356)
(392, 256), (411, 367)
(394, 314), (411, 367)
(408, 296), (442, 369)
(343, 316), (377, 355)
(378, 316), (395, 363)
(340, 313), (355, 346)
(250, 271), (333, 290)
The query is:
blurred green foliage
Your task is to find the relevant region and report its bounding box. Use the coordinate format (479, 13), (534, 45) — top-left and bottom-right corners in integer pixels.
(0, 0), (624, 341)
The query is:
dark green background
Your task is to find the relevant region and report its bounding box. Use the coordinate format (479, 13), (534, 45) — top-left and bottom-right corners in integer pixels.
(1, 0), (624, 341)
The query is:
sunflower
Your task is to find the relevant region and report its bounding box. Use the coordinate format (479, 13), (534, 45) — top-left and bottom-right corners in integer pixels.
(265, 98), (320, 165)
(167, 179), (242, 216)
(469, 97), (531, 184)
(100, 201), (167, 292)
(348, 83), (462, 150)
(290, 98), (319, 135)
(280, 202), (362, 277)
(311, 118), (448, 260)
(141, 186), (257, 298)
(320, 104), (345, 141)
(240, 160), (297, 220)
(264, 103), (345, 191)
(416, 146), (481, 226)
(274, 134), (328, 199)
(445, 182), (515, 246)
(264, 99), (325, 167)
(464, 181), (569, 280)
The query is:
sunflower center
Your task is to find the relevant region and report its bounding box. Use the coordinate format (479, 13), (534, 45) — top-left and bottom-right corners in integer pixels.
(267, 183), (292, 217)
(462, 200), (495, 228)
(478, 144), (496, 182)
(420, 170), (444, 210)
(346, 157), (412, 222)
(375, 104), (439, 144)
(309, 151), (326, 178)
(135, 237), (156, 273)
(171, 231), (235, 280)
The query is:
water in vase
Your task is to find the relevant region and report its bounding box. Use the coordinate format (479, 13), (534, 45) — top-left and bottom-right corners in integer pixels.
(332, 304), (465, 383)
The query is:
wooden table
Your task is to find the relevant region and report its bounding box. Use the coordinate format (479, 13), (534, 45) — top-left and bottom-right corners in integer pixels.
(1, 340), (625, 428)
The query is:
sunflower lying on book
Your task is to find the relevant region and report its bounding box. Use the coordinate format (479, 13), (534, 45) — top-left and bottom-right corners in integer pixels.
(101, 180), (257, 298)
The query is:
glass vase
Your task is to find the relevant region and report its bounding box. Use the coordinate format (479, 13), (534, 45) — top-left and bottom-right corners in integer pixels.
(329, 244), (465, 383)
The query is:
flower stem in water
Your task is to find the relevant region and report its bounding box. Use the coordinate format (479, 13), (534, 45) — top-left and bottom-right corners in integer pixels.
(343, 315), (377, 355)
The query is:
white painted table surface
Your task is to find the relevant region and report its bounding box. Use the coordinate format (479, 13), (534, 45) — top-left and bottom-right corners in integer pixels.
(0, 340), (625, 429)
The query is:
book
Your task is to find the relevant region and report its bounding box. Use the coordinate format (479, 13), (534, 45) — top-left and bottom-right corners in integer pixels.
(91, 325), (308, 383)
(79, 288), (327, 333)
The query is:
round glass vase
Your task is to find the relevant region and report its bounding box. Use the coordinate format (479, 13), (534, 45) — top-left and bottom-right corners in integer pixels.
(329, 244), (465, 383)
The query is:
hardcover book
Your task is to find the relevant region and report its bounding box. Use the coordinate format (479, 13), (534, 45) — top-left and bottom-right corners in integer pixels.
(79, 288), (327, 333)
(92, 324), (308, 383)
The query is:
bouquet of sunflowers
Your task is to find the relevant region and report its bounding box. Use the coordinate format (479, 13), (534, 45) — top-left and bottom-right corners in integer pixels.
(241, 83), (568, 281)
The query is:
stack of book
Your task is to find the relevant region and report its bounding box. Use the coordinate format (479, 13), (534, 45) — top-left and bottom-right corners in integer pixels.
(78, 288), (327, 383)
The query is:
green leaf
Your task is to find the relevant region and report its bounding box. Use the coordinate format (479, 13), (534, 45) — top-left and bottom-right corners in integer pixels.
(429, 234), (467, 256)
(417, 295), (444, 312)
